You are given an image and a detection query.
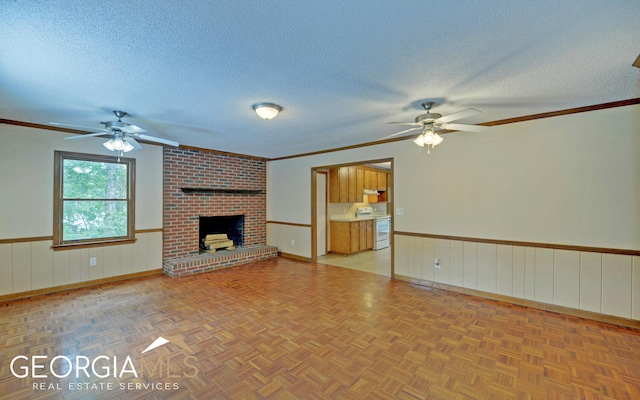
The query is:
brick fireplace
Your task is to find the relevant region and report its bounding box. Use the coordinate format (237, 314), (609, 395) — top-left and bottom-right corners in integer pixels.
(162, 147), (277, 277)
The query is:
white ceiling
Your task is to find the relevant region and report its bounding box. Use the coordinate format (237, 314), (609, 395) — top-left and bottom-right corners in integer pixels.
(1, 1), (639, 159)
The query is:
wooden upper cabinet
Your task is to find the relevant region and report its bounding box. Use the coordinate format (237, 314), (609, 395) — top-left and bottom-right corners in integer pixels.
(377, 171), (387, 191)
(338, 167), (349, 203)
(363, 169), (377, 189)
(329, 168), (339, 203)
(329, 166), (390, 203)
(356, 167), (364, 203)
(348, 166), (358, 203)
(369, 169), (377, 189)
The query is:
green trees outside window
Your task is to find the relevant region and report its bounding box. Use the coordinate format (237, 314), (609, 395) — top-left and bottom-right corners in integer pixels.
(53, 151), (135, 247)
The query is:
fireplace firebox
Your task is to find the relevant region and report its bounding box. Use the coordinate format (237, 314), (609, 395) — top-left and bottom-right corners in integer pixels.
(199, 215), (245, 251)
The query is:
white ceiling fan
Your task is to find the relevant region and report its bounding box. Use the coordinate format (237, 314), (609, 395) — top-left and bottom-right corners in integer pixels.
(52, 110), (179, 155)
(385, 101), (488, 153)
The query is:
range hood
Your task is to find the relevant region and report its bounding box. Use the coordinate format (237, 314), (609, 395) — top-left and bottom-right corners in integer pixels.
(363, 189), (379, 195)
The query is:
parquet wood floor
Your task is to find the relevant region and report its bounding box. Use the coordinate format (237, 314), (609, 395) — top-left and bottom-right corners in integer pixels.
(2, 257), (640, 399)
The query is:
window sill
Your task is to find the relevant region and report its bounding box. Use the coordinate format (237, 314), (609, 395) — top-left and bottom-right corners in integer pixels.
(51, 238), (137, 251)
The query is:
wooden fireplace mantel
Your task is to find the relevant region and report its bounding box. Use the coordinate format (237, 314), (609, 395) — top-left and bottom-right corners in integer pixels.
(180, 188), (263, 195)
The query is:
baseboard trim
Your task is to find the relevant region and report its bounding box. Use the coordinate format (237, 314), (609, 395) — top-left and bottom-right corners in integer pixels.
(278, 252), (313, 262)
(394, 274), (640, 330)
(0, 269), (163, 303)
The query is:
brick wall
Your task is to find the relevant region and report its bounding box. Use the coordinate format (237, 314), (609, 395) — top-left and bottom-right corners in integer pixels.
(163, 147), (267, 260)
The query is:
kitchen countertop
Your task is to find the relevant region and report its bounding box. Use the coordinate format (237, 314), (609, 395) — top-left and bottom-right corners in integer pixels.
(330, 214), (390, 222)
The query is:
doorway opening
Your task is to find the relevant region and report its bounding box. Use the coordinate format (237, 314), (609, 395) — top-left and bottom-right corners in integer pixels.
(311, 158), (394, 277)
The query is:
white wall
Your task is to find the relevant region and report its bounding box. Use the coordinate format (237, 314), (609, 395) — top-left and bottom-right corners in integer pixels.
(395, 105), (640, 249)
(267, 104), (640, 319)
(0, 124), (164, 295)
(268, 104), (640, 254)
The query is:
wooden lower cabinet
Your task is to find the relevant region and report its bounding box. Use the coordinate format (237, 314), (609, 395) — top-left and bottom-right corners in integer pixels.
(330, 220), (374, 254)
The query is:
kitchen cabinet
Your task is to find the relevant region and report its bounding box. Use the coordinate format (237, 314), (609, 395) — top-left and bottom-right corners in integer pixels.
(348, 166), (358, 203)
(330, 219), (373, 254)
(377, 171), (387, 191)
(330, 166), (359, 203)
(362, 220), (373, 249)
(329, 166), (390, 203)
(339, 167), (348, 203)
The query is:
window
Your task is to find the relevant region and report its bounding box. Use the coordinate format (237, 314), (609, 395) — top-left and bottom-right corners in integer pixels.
(53, 151), (135, 248)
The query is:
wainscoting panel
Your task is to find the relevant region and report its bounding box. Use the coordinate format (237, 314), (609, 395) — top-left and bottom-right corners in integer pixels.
(434, 239), (450, 284)
(12, 242), (31, 293)
(553, 249), (580, 309)
(394, 233), (640, 321)
(476, 243), (497, 293)
(0, 232), (162, 297)
(602, 254), (633, 318)
(449, 240), (464, 287)
(496, 244), (513, 296)
(579, 251), (602, 313)
(512, 246), (525, 298)
(634, 256), (640, 320)
(534, 247), (554, 304)
(53, 249), (70, 286)
(88, 247), (104, 281)
(103, 245), (121, 278)
(31, 240), (54, 290)
(419, 236), (434, 282)
(462, 241), (477, 289)
(120, 243), (135, 275)
(394, 234), (411, 277)
(524, 247), (536, 301)
(266, 223), (311, 259)
(411, 236), (422, 280)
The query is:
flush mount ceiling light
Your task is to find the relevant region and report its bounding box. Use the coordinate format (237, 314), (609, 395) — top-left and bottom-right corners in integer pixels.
(252, 102), (282, 120)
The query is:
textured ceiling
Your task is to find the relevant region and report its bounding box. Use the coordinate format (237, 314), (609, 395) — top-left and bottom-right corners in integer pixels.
(1, 1), (639, 158)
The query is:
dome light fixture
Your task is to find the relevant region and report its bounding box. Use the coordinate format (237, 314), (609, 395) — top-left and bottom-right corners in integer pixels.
(252, 102), (282, 120)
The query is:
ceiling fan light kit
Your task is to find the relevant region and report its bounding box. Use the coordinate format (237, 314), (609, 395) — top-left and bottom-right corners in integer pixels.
(253, 102), (282, 120)
(413, 129), (443, 154)
(103, 132), (134, 153)
(57, 110), (179, 157)
(385, 100), (488, 154)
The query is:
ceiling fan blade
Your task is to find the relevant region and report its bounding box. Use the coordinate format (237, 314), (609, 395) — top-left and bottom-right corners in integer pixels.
(381, 127), (421, 139)
(120, 124), (146, 134)
(436, 108), (481, 123)
(64, 132), (110, 140)
(51, 122), (108, 132)
(126, 137), (144, 150)
(385, 122), (421, 126)
(135, 133), (179, 147)
(439, 123), (488, 132)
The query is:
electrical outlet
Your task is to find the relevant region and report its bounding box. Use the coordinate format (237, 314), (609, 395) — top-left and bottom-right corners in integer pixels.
(291, 239), (295, 246)
(396, 207), (404, 216)
(434, 258), (441, 269)
(89, 257), (97, 267)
